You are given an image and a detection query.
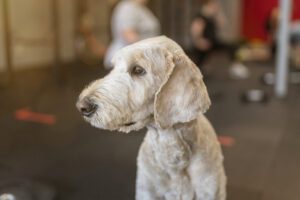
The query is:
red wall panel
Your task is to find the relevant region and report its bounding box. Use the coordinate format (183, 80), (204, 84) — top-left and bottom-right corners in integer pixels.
(242, 0), (300, 41)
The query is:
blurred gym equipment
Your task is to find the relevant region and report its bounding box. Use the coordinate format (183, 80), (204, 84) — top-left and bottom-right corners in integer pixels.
(0, 180), (56, 200)
(241, 89), (269, 104)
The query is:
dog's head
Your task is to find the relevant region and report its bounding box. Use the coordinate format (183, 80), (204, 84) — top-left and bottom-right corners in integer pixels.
(76, 36), (211, 133)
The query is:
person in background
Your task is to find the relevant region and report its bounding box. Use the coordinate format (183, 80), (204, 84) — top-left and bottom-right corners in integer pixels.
(189, 0), (248, 78)
(76, 3), (107, 65)
(104, 0), (160, 69)
(290, 21), (300, 68)
(265, 6), (300, 68)
(265, 7), (280, 57)
(189, 0), (224, 67)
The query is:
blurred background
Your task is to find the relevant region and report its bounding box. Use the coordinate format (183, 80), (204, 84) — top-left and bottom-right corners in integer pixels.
(0, 0), (300, 199)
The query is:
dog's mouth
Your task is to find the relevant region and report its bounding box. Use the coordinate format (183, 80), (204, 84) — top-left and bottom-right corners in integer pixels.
(118, 116), (152, 133)
(123, 122), (136, 126)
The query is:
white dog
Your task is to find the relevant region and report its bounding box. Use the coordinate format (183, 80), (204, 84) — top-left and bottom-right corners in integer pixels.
(76, 36), (226, 200)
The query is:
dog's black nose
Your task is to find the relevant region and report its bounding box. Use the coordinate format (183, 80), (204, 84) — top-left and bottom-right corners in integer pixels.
(77, 98), (98, 117)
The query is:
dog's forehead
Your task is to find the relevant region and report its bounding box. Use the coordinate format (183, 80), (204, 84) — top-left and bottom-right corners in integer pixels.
(113, 47), (145, 66)
(113, 44), (159, 66)
(112, 36), (183, 70)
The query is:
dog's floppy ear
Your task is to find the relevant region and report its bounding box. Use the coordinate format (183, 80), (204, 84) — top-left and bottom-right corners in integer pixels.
(154, 50), (211, 129)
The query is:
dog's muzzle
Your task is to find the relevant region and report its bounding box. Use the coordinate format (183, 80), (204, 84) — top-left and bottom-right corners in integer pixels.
(76, 98), (98, 117)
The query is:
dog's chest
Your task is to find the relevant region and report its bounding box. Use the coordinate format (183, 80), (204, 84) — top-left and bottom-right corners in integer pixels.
(142, 128), (196, 199)
(146, 128), (193, 172)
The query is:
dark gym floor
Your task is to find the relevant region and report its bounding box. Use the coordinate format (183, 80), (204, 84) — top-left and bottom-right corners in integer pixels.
(0, 54), (300, 200)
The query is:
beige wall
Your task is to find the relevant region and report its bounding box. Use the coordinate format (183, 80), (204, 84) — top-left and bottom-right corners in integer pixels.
(0, 0), (113, 72)
(219, 0), (242, 42)
(88, 0), (110, 44)
(0, 0), (77, 72)
(9, 0), (55, 70)
(59, 0), (76, 62)
(0, 2), (7, 72)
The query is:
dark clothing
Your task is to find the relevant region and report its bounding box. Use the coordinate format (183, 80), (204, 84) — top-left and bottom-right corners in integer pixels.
(192, 13), (218, 46)
(188, 42), (237, 67)
(264, 13), (300, 57)
(188, 13), (237, 67)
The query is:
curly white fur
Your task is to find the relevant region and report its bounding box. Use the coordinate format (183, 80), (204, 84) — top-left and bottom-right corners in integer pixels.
(77, 36), (226, 200)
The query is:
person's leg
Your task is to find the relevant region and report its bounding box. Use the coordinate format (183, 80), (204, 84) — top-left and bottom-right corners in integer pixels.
(187, 47), (209, 68)
(291, 33), (300, 69)
(212, 41), (239, 62)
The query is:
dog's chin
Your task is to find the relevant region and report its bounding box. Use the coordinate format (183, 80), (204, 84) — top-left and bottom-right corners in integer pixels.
(83, 115), (151, 133)
(83, 116), (103, 129)
(118, 117), (151, 133)
(118, 120), (146, 133)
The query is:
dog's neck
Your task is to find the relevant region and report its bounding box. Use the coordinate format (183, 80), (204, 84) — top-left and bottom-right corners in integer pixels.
(145, 119), (197, 172)
(146, 119), (197, 132)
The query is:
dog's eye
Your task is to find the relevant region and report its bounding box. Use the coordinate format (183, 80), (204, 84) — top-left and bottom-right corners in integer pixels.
(131, 65), (146, 76)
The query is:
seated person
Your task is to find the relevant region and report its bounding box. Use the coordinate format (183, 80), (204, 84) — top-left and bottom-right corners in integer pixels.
(265, 7), (300, 68)
(189, 0), (223, 66)
(189, 0), (245, 76)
